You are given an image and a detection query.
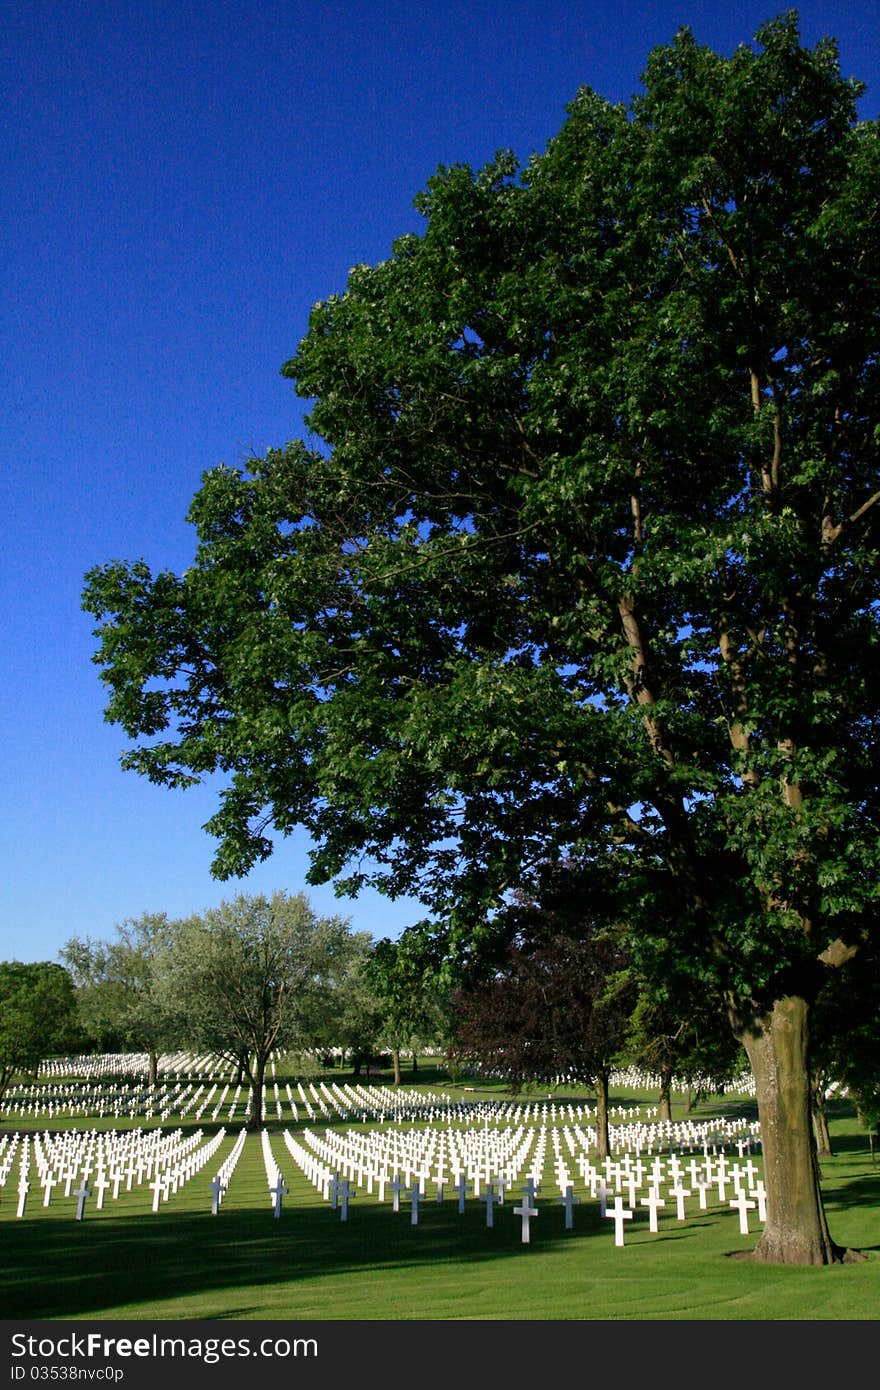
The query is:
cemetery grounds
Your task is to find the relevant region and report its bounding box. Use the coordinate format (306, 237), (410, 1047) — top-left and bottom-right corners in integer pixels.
(1, 1056), (878, 1322)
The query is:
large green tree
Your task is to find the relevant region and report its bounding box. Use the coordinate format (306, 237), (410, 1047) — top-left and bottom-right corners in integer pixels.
(82, 15), (879, 1264)
(0, 962), (80, 1100)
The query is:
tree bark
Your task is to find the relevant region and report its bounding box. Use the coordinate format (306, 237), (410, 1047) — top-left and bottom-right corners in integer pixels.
(594, 1071), (611, 1160)
(659, 1066), (673, 1123)
(811, 1085), (834, 1157)
(247, 1053), (266, 1130)
(148, 1050), (158, 1089)
(392, 1048), (401, 1086)
(736, 995), (853, 1264)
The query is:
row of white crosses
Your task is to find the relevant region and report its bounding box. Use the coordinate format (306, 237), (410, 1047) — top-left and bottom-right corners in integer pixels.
(260, 1129), (288, 1217)
(279, 1112), (766, 1246)
(7, 1126), (231, 1217)
(208, 1127), (248, 1214)
(298, 1118), (547, 1203)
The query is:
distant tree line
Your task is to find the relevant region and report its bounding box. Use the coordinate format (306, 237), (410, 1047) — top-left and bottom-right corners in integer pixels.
(3, 881), (873, 1156)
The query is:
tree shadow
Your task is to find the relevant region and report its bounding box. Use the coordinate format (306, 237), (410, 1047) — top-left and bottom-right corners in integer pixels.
(1, 1200), (604, 1319)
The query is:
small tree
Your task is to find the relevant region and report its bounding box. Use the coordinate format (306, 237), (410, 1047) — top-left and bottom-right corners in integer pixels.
(364, 935), (446, 1085)
(60, 913), (177, 1086)
(0, 962), (80, 1100)
(623, 987), (745, 1120)
(451, 890), (635, 1158)
(157, 891), (353, 1127)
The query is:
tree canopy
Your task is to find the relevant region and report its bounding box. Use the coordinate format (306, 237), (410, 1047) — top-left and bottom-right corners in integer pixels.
(82, 14), (880, 1264)
(61, 913), (177, 1084)
(155, 891), (355, 1126)
(0, 961), (80, 1100)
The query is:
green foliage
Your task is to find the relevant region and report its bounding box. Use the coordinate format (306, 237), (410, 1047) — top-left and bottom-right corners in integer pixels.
(363, 934), (448, 1074)
(60, 913), (177, 1060)
(155, 891), (358, 1120)
(0, 961), (80, 1096)
(82, 16), (878, 1077)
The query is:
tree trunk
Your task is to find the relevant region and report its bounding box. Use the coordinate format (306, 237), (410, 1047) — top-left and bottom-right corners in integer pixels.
(659, 1066), (673, 1123)
(236, 1049), (249, 1087)
(148, 1050), (158, 1088)
(412, 1052), (418, 1075)
(392, 1048), (401, 1087)
(737, 995), (852, 1265)
(811, 1085), (834, 1157)
(247, 1053), (266, 1130)
(594, 1072), (611, 1160)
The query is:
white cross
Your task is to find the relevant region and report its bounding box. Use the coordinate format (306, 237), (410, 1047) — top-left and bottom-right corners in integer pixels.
(74, 1179), (90, 1221)
(606, 1194), (633, 1246)
(209, 1175), (226, 1214)
(750, 1180), (767, 1222)
(408, 1181), (422, 1225)
(41, 1172), (58, 1208)
(454, 1175), (471, 1214)
(338, 1178), (353, 1220)
(668, 1181), (691, 1221)
(16, 1177), (29, 1219)
(389, 1173), (405, 1213)
(150, 1172), (166, 1212)
(557, 1185), (580, 1230)
(514, 1195), (538, 1243)
(482, 1182), (501, 1228)
(693, 1175), (711, 1210)
(730, 1189), (756, 1235)
(328, 1172), (341, 1210)
(93, 1170), (111, 1211)
(640, 1186), (666, 1232)
(271, 1176), (288, 1218)
(715, 1156), (729, 1202)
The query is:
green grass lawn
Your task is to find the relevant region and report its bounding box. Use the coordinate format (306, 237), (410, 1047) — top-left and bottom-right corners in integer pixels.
(1, 1072), (877, 1322)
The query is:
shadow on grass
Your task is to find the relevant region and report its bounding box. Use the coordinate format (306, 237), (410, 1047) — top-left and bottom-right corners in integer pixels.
(1, 1199), (615, 1320)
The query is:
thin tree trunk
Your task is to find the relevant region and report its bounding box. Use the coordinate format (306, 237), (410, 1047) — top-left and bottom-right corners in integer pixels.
(594, 1072), (611, 1160)
(659, 1066), (673, 1123)
(737, 995), (855, 1265)
(812, 1085), (834, 1157)
(247, 1053), (266, 1130)
(392, 1048), (401, 1086)
(148, 1050), (158, 1089)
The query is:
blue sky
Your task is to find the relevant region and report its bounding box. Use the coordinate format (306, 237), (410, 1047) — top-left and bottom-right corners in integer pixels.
(3, 1), (878, 964)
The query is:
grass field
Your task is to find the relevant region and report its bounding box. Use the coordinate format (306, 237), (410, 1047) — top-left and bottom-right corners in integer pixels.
(2, 1069), (878, 1323)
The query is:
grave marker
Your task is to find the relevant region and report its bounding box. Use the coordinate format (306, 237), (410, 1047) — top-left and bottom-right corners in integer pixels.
(408, 1181), (422, 1225)
(74, 1179), (90, 1221)
(606, 1195), (633, 1247)
(338, 1178), (354, 1221)
(482, 1182), (501, 1228)
(514, 1194), (538, 1244)
(558, 1185), (580, 1230)
(271, 1176), (288, 1218)
(640, 1187), (665, 1233)
(730, 1189), (756, 1235)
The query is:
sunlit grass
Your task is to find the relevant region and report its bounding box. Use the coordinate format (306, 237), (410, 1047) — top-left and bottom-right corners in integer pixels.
(1, 1073), (877, 1321)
